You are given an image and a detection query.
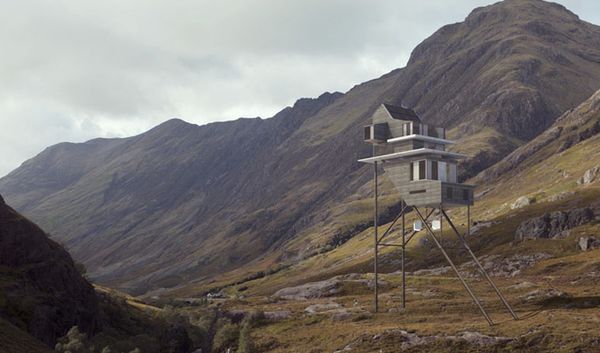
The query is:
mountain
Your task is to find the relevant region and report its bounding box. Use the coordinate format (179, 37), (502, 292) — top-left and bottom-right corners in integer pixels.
(1, 0), (600, 296)
(0, 193), (99, 348)
(0, 194), (203, 353)
(475, 88), (600, 184)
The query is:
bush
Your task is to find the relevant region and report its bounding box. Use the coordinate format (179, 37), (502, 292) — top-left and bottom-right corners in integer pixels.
(55, 326), (141, 353)
(213, 321), (240, 353)
(237, 321), (255, 353)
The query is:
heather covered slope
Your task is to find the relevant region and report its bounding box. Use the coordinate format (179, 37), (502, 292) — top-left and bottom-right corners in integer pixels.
(0, 195), (204, 353)
(0, 194), (100, 346)
(2, 0), (600, 296)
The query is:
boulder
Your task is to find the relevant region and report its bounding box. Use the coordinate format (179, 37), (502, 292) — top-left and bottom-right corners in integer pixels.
(511, 196), (533, 209)
(331, 310), (353, 321)
(305, 302), (340, 314)
(453, 331), (512, 346)
(521, 288), (568, 301)
(508, 281), (535, 290)
(577, 166), (599, 185)
(263, 310), (292, 321)
(515, 208), (594, 241)
(577, 236), (600, 251)
(547, 191), (575, 202)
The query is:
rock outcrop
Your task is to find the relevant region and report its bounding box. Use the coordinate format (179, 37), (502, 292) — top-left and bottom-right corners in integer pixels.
(511, 196), (534, 209)
(412, 253), (551, 278)
(274, 274), (388, 300)
(515, 208), (594, 241)
(578, 166), (599, 185)
(577, 236), (600, 251)
(336, 329), (513, 352)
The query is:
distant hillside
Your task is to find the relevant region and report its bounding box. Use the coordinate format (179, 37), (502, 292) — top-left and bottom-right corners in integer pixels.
(1, 0), (600, 295)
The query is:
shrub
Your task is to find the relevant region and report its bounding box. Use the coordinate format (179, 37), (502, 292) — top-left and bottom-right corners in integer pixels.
(237, 321), (255, 353)
(213, 321), (240, 353)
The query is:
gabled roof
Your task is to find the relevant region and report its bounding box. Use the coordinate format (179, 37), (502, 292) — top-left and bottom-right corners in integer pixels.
(382, 103), (421, 122)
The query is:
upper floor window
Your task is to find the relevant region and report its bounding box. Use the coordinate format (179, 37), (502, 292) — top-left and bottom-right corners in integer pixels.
(410, 159), (457, 183)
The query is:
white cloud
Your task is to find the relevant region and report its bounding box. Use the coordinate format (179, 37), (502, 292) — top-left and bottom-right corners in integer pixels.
(0, 0), (598, 176)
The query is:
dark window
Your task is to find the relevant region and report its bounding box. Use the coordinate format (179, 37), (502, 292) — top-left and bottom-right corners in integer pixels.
(412, 123), (420, 135)
(429, 127), (438, 138)
(463, 189), (469, 201)
(409, 162), (414, 181)
(419, 160), (426, 180)
(364, 126), (371, 140)
(431, 161), (438, 180)
(446, 187), (453, 199)
(413, 140), (424, 149)
(373, 123), (388, 140)
(403, 123), (410, 136)
(409, 189), (426, 194)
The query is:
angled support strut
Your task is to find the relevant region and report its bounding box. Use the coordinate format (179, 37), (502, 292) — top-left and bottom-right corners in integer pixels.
(441, 209), (519, 320)
(414, 207), (494, 326)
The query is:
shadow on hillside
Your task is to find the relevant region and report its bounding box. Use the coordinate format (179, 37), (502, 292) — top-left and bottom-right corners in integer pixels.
(538, 295), (600, 310)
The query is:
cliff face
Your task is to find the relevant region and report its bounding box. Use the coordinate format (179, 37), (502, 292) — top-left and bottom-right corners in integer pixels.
(475, 88), (600, 184)
(0, 195), (99, 346)
(1, 0), (600, 295)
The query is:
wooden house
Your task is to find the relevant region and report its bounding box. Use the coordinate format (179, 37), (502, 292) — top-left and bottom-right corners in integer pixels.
(359, 103), (473, 207)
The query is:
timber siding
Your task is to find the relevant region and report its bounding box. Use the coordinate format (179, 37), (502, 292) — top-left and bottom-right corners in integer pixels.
(363, 103), (474, 208)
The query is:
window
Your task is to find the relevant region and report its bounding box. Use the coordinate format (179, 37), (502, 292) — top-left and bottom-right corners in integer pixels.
(363, 126), (371, 141)
(446, 163), (457, 183)
(431, 161), (438, 180)
(403, 123), (410, 136)
(429, 126), (438, 138)
(410, 160), (426, 181)
(412, 123), (420, 135)
(446, 187), (453, 199)
(463, 189), (470, 201)
(409, 189), (426, 194)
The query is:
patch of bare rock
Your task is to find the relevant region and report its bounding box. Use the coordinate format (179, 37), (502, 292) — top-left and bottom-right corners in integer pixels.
(334, 329), (512, 352)
(511, 195), (534, 209)
(263, 310), (292, 321)
(304, 302), (340, 314)
(577, 166), (599, 185)
(412, 253), (551, 278)
(515, 207), (594, 241)
(577, 236), (600, 251)
(520, 288), (569, 301)
(273, 273), (388, 300)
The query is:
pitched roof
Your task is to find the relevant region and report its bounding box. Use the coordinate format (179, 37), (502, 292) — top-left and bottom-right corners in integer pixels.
(382, 103), (421, 122)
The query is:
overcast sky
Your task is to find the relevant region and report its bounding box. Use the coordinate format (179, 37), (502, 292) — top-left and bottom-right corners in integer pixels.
(1, 0), (599, 176)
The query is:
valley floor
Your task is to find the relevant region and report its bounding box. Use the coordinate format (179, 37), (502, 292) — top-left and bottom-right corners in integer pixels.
(171, 246), (600, 353)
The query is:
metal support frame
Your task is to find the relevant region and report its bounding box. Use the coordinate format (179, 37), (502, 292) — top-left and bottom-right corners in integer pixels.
(369, 181), (518, 324)
(373, 161), (378, 313)
(440, 208), (519, 320)
(367, 151), (515, 323)
(371, 174), (433, 313)
(414, 207), (494, 326)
